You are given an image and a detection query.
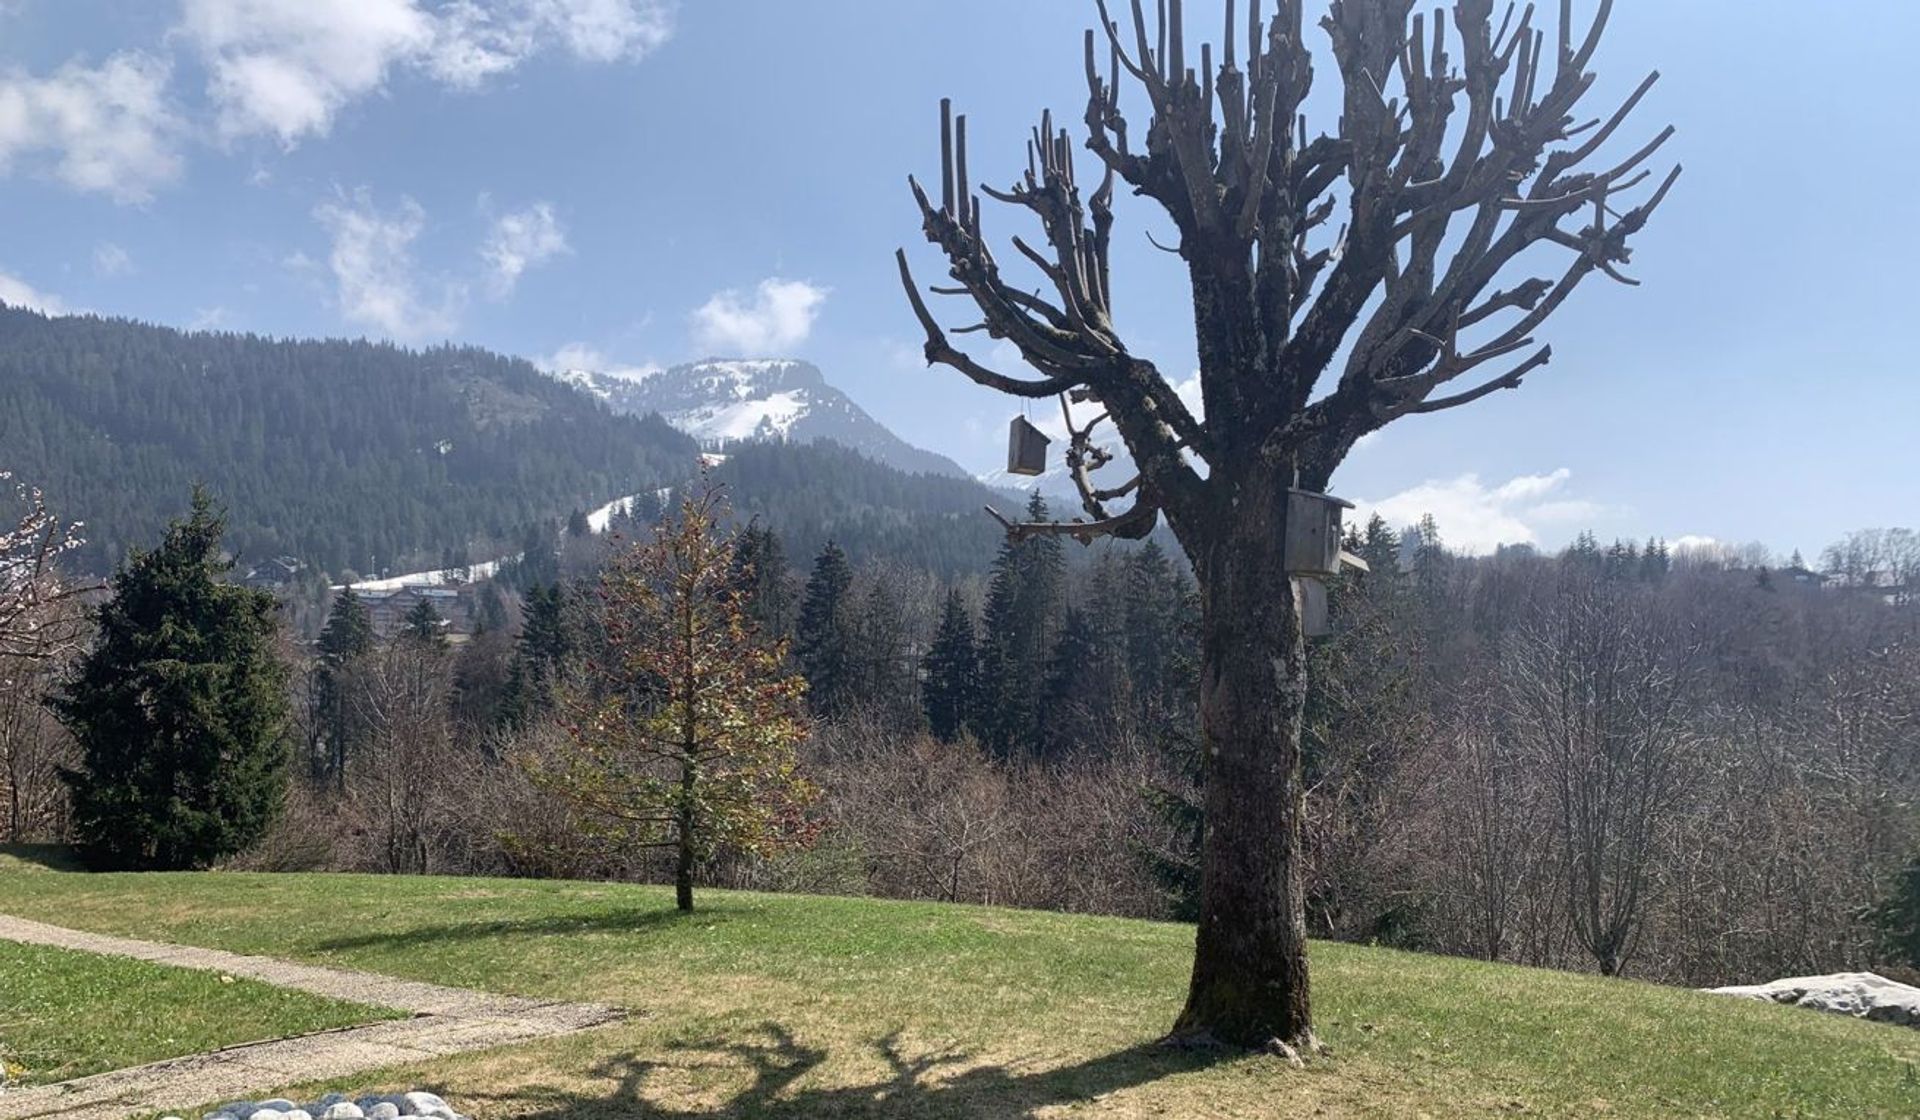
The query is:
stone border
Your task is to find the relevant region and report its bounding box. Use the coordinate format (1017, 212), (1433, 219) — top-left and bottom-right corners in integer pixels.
(0, 914), (628, 1120)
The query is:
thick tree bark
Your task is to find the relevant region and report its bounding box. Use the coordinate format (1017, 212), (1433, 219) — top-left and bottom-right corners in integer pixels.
(1171, 468), (1316, 1053)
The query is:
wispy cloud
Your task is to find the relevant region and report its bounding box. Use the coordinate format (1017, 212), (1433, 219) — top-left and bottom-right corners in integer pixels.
(312, 188), (463, 341)
(692, 278), (827, 358)
(480, 201), (568, 298)
(0, 51), (182, 202)
(92, 242), (134, 278)
(1354, 468), (1611, 555)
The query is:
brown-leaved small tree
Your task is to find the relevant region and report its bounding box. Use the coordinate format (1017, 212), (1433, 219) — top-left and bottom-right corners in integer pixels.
(533, 483), (815, 911)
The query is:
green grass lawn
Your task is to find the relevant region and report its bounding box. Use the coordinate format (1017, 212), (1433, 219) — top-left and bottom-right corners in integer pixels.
(0, 939), (399, 1087)
(3, 854), (1918, 1117)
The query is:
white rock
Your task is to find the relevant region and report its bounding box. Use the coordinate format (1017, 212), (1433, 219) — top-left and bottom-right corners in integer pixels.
(1706, 971), (1920, 1027)
(319, 1105), (364, 1120)
(285, 1112), (314, 1120)
(401, 1092), (448, 1115)
(246, 1111), (287, 1120)
(259, 1102), (298, 1112)
(365, 1105), (400, 1120)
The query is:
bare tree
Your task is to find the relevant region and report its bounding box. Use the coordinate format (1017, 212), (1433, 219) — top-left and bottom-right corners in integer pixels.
(1502, 582), (1700, 975)
(346, 639), (459, 874)
(899, 0), (1675, 1050)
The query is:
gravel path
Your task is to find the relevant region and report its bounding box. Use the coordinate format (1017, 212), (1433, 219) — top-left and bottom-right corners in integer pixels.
(0, 914), (628, 1120)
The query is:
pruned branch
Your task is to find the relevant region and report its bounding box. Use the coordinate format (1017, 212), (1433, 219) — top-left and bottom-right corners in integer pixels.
(905, 0), (1673, 534)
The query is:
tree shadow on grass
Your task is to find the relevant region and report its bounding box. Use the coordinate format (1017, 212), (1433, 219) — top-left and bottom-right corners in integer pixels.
(315, 906), (718, 953)
(0, 842), (85, 871)
(462, 1024), (1229, 1119)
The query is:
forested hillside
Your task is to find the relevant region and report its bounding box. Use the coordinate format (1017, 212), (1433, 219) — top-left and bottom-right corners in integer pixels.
(0, 306), (695, 576)
(711, 441), (1021, 578)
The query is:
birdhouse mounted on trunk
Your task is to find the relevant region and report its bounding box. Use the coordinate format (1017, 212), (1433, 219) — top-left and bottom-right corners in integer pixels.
(1006, 416), (1051, 477)
(1284, 488), (1355, 577)
(1286, 488), (1370, 639)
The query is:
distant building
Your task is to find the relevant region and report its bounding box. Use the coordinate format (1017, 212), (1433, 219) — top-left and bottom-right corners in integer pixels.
(1780, 565), (1831, 588)
(242, 556), (306, 589)
(360, 585), (472, 639)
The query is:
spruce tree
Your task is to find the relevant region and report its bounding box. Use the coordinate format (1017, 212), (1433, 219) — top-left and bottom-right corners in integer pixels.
(55, 490), (290, 870)
(402, 597), (448, 649)
(975, 493), (1066, 755)
(313, 586), (375, 782)
(730, 521), (795, 641)
(498, 583), (572, 727)
(795, 540), (856, 715)
(922, 588), (979, 742)
(1358, 514), (1402, 578)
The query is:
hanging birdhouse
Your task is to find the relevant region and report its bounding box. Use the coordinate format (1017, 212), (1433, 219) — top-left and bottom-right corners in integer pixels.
(1006, 416), (1051, 476)
(1284, 488), (1356, 577)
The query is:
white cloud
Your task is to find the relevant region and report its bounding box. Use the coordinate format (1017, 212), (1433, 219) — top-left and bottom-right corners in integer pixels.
(480, 201), (568, 298)
(313, 189), (463, 341)
(0, 51), (182, 202)
(692, 278), (826, 358)
(92, 242), (134, 277)
(1354, 468), (1610, 555)
(0, 269), (71, 314)
(182, 0), (434, 144)
(181, 0), (676, 146)
(537, 341), (658, 381)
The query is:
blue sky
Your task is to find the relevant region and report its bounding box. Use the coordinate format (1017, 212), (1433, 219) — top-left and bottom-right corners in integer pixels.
(1, 0), (1914, 559)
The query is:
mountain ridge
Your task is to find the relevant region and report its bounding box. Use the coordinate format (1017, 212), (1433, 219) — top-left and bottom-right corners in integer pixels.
(551, 358), (974, 480)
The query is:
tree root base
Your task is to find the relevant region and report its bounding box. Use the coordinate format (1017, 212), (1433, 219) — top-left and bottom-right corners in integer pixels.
(1159, 1027), (1329, 1067)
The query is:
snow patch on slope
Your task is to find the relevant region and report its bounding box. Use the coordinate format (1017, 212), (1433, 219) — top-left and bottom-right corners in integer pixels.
(341, 491), (645, 591)
(678, 389), (810, 442)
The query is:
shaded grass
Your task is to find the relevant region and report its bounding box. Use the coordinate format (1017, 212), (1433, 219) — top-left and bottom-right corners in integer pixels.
(0, 939), (400, 1087)
(4, 869), (1919, 1117)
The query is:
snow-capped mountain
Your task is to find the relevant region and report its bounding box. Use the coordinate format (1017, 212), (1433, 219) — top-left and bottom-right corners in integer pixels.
(552, 358), (972, 479)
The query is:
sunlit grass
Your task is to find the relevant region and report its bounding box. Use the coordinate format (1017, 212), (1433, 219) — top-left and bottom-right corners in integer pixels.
(0, 939), (399, 1088)
(4, 864), (1919, 1117)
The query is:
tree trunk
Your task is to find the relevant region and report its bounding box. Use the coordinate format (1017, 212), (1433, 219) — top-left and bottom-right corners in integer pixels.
(675, 758), (697, 912)
(1171, 469), (1317, 1055)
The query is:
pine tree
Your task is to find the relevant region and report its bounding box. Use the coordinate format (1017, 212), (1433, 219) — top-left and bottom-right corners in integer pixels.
(849, 575), (920, 729)
(975, 493), (1067, 756)
(499, 583), (572, 727)
(473, 582), (509, 634)
(1358, 513), (1402, 578)
(530, 484), (815, 911)
(730, 521), (795, 640)
(922, 588), (979, 742)
(1125, 540), (1190, 732)
(795, 540), (856, 715)
(313, 586), (375, 783)
(402, 597), (448, 649)
(1639, 538), (1672, 582)
(55, 490), (290, 870)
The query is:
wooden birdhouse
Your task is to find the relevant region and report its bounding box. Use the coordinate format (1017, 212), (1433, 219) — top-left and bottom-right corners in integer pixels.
(1284, 488), (1355, 577)
(1293, 577), (1331, 638)
(1006, 416), (1051, 477)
